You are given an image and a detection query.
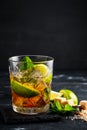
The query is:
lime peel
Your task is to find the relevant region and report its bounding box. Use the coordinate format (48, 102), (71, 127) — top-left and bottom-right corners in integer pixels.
(34, 64), (49, 77)
(59, 89), (78, 105)
(11, 80), (39, 98)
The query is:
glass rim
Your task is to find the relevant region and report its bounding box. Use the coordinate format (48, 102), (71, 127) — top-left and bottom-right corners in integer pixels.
(8, 55), (54, 63)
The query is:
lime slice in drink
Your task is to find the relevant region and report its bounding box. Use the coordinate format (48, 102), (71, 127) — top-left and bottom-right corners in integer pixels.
(44, 74), (52, 84)
(50, 90), (63, 101)
(34, 64), (49, 77)
(59, 89), (78, 105)
(11, 80), (40, 98)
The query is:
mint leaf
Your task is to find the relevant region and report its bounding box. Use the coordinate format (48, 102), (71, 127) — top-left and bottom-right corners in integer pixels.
(50, 100), (77, 113)
(55, 100), (63, 111)
(64, 104), (76, 111)
(50, 101), (57, 112)
(20, 56), (34, 71)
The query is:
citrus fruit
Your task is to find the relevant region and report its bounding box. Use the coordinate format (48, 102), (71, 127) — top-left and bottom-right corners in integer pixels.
(11, 80), (40, 98)
(34, 64), (49, 77)
(50, 90), (63, 101)
(59, 89), (78, 105)
(44, 74), (52, 84)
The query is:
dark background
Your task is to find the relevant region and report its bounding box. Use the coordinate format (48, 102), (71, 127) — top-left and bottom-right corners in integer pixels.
(0, 0), (87, 74)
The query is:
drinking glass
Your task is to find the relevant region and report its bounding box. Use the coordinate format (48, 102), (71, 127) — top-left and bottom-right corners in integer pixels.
(8, 55), (54, 115)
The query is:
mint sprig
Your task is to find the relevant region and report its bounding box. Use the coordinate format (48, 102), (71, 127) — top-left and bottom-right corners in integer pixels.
(20, 56), (34, 71)
(50, 100), (77, 113)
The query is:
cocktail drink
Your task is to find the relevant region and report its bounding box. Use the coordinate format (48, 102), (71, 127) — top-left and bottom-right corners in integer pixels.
(8, 55), (54, 114)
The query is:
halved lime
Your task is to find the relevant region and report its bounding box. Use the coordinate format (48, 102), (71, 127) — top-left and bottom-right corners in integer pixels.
(50, 90), (63, 101)
(11, 80), (40, 97)
(34, 64), (49, 77)
(59, 89), (78, 105)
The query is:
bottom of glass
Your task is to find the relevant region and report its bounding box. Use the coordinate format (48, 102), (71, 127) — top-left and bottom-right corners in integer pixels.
(12, 104), (49, 115)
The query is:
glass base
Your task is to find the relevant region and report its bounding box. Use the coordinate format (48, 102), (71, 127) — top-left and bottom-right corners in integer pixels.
(12, 104), (49, 115)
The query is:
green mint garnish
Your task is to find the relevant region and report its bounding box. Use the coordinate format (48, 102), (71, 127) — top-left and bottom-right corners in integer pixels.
(20, 56), (34, 71)
(50, 100), (77, 113)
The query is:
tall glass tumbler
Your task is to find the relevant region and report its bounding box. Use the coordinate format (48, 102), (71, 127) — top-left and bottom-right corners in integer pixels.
(8, 55), (54, 115)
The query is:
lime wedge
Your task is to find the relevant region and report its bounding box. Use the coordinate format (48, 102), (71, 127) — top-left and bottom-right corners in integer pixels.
(59, 89), (78, 105)
(11, 80), (39, 97)
(50, 90), (63, 101)
(44, 74), (52, 84)
(34, 64), (49, 77)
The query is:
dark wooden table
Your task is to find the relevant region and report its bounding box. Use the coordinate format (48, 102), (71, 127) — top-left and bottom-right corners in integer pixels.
(0, 72), (87, 130)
